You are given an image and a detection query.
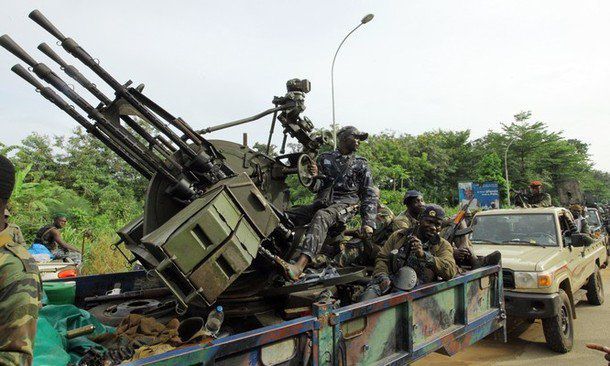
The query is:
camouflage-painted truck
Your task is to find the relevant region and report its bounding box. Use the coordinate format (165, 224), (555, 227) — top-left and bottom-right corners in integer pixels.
(3, 10), (505, 365)
(50, 265), (505, 365)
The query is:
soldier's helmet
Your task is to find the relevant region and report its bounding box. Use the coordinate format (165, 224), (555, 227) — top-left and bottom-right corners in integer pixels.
(337, 126), (368, 141)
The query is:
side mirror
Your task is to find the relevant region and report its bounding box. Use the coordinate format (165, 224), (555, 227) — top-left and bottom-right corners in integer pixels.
(571, 233), (593, 247)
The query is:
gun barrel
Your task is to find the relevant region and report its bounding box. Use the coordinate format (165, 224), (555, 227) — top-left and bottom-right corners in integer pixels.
(38, 42), (111, 105)
(11, 64), (154, 178)
(0, 35), (37, 67)
(37, 42), (67, 68)
(5, 38), (179, 183)
(28, 11), (199, 158)
(29, 10), (66, 41)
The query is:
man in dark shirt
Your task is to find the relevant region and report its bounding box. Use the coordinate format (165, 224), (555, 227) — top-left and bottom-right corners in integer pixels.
(284, 126), (377, 280)
(34, 215), (81, 262)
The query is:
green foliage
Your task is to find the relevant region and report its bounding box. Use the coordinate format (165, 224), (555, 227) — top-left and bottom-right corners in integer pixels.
(6, 111), (608, 274)
(7, 127), (144, 274)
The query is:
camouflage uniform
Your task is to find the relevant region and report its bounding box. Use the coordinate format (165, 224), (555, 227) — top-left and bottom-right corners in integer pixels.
(526, 192), (552, 207)
(6, 223), (26, 247)
(0, 226), (41, 366)
(373, 228), (458, 282)
(287, 150), (377, 260)
(392, 210), (418, 231)
(337, 204), (395, 267)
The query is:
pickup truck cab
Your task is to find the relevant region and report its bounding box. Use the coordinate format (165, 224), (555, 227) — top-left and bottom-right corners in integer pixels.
(470, 207), (607, 353)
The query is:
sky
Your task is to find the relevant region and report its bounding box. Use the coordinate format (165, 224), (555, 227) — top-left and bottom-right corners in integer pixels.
(1, 1), (609, 171)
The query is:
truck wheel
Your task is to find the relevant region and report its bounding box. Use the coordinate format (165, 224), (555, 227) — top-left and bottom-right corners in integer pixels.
(542, 289), (573, 353)
(586, 268), (605, 306)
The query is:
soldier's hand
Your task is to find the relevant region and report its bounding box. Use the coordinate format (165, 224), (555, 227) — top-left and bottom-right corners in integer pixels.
(308, 162), (318, 176)
(378, 276), (392, 294)
(586, 344), (610, 364)
(361, 225), (374, 238)
(409, 237), (424, 257)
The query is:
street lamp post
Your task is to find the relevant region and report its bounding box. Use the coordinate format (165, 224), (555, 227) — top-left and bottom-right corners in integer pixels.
(504, 138), (516, 206)
(331, 13), (374, 149)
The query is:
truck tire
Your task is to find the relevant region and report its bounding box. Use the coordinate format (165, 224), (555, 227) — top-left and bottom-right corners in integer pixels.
(586, 268), (605, 306)
(542, 289), (573, 353)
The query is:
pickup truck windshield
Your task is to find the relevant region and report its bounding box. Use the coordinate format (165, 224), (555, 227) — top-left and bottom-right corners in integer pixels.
(471, 213), (558, 246)
(586, 210), (601, 226)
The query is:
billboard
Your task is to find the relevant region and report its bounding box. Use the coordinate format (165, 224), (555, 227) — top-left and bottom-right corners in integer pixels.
(458, 182), (500, 209)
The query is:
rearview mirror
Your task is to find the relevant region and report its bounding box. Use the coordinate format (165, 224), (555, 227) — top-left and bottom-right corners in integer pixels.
(571, 233), (593, 247)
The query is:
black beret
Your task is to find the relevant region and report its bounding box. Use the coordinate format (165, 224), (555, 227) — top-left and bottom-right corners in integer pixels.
(421, 204), (445, 220)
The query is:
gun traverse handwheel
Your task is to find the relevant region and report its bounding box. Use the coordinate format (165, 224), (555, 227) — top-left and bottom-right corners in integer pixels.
(297, 154), (315, 188)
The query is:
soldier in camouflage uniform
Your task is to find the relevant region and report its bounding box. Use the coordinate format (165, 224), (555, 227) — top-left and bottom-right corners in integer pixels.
(364, 204), (458, 298)
(0, 155), (41, 366)
(337, 187), (395, 267)
(523, 180), (552, 208)
(285, 126), (377, 280)
(4, 209), (26, 247)
(569, 204), (591, 235)
(392, 190), (425, 231)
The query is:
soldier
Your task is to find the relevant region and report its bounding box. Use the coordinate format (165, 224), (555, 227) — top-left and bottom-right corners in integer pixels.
(569, 204), (591, 234)
(338, 187), (395, 267)
(0, 154), (41, 366)
(4, 209), (26, 247)
(284, 126), (377, 280)
(34, 214), (81, 263)
(392, 190), (425, 230)
(523, 180), (552, 208)
(364, 204), (458, 298)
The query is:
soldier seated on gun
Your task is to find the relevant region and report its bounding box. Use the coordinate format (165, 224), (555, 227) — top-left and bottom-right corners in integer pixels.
(362, 205), (458, 299)
(569, 204), (591, 235)
(338, 186), (395, 267)
(516, 180), (552, 208)
(283, 126), (377, 281)
(34, 214), (82, 263)
(392, 190), (425, 230)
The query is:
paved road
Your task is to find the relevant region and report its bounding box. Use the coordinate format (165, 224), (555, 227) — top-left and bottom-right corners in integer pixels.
(416, 268), (610, 366)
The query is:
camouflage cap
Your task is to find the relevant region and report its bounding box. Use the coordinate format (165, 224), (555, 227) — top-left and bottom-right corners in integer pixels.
(569, 204), (584, 213)
(420, 204), (445, 220)
(337, 126), (368, 141)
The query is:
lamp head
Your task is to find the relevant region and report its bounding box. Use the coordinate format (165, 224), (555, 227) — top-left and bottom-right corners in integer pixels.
(361, 14), (374, 24)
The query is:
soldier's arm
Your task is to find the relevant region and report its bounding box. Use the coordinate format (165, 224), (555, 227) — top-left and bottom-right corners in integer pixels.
(50, 228), (80, 252)
(425, 240), (458, 280)
(311, 154), (330, 192)
(358, 161), (377, 228)
(0, 251), (40, 366)
(373, 231), (399, 278)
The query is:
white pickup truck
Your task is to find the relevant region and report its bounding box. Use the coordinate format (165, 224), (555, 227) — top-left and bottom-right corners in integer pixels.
(470, 207), (607, 353)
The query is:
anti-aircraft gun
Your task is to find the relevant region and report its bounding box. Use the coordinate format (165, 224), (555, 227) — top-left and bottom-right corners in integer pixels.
(1, 10), (347, 315)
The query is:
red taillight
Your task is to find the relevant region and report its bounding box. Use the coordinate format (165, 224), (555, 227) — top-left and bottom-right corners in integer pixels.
(58, 268), (77, 278)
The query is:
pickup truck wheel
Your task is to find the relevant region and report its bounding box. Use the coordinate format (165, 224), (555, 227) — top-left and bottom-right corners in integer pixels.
(542, 289), (573, 353)
(586, 268), (605, 306)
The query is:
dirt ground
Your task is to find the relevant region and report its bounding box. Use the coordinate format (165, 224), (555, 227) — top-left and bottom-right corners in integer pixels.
(415, 268), (610, 366)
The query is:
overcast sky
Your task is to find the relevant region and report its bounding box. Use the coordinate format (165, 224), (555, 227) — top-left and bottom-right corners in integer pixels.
(1, 1), (609, 171)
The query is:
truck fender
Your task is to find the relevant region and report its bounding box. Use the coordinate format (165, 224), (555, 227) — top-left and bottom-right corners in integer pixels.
(558, 278), (576, 319)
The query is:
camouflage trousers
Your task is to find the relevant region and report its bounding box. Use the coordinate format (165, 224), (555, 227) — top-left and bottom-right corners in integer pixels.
(0, 246), (41, 366)
(286, 202), (356, 260)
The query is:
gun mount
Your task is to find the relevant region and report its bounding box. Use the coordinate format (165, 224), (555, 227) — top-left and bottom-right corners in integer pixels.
(1, 10), (351, 312)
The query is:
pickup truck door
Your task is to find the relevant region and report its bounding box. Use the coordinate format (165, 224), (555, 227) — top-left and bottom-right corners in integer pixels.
(558, 212), (586, 289)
